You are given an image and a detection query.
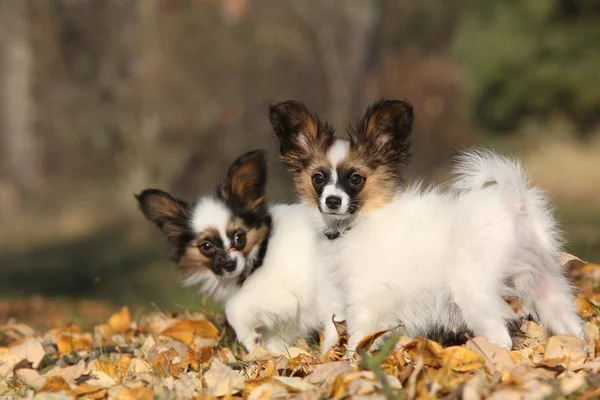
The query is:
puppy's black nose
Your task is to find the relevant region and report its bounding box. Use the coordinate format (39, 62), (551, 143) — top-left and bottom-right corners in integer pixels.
(223, 260), (237, 272)
(325, 196), (342, 210)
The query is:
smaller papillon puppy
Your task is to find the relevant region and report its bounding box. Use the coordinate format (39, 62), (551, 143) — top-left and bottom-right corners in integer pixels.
(136, 150), (324, 352)
(270, 100), (583, 351)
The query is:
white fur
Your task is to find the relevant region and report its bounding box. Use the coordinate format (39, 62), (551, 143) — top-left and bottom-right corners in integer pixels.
(321, 140), (351, 214)
(191, 198), (231, 248)
(316, 149), (583, 351)
(225, 203), (325, 352)
(187, 200), (325, 352)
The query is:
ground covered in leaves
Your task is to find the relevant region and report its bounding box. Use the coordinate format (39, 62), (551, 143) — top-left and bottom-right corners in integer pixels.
(2, 254), (600, 400)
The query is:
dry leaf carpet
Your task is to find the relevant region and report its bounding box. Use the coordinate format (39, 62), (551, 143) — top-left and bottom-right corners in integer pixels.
(1, 254), (600, 399)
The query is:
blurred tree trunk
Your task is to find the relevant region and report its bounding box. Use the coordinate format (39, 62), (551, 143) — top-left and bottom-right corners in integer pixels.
(287, 0), (383, 128)
(0, 0), (39, 191)
(120, 0), (162, 196)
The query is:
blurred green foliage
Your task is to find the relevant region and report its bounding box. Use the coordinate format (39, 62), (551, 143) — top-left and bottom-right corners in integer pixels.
(455, 0), (600, 134)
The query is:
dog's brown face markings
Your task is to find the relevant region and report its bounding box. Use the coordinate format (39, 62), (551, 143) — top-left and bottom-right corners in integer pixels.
(270, 100), (413, 216)
(136, 150), (272, 285)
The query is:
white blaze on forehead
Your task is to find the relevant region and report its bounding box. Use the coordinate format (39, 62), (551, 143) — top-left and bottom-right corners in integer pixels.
(322, 139), (351, 213)
(191, 197), (231, 246)
(327, 139), (350, 168)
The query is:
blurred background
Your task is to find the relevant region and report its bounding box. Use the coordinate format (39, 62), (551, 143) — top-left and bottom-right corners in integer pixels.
(1, 0), (599, 327)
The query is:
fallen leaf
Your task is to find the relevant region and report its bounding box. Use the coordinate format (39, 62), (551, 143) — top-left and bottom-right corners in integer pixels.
(271, 376), (317, 392)
(263, 359), (278, 377)
(466, 336), (516, 372)
(520, 321), (547, 340)
(584, 321), (599, 359)
(285, 346), (311, 358)
(441, 346), (485, 372)
(152, 347), (180, 377)
(126, 357), (153, 376)
(15, 368), (46, 390)
(44, 360), (89, 385)
(111, 387), (153, 400)
(86, 370), (117, 388)
(321, 317), (349, 361)
(108, 306), (132, 334)
(38, 376), (72, 393)
(560, 252), (586, 267)
(32, 393), (75, 400)
(248, 382), (288, 399)
(73, 384), (108, 399)
(160, 319), (219, 345)
(0, 352), (21, 376)
(244, 345), (273, 361)
(172, 372), (202, 398)
(9, 337), (45, 368)
(559, 372), (587, 395)
(89, 355), (132, 382)
(305, 361), (354, 385)
(203, 359), (244, 396)
(355, 329), (390, 354)
(544, 335), (587, 366)
(56, 332), (94, 355)
(403, 337), (444, 367)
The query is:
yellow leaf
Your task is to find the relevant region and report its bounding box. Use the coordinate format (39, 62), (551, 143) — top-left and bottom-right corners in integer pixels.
(160, 319), (219, 345)
(90, 355), (132, 382)
(112, 387), (153, 400)
(509, 351), (523, 363)
(151, 347), (180, 377)
(56, 332), (94, 355)
(441, 346), (485, 372)
(73, 384), (108, 399)
(545, 335), (587, 366)
(263, 359), (278, 377)
(355, 329), (390, 354)
(404, 337), (444, 367)
(108, 306), (132, 334)
(38, 376), (71, 393)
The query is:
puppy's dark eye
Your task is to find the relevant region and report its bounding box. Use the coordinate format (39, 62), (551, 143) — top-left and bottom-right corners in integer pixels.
(350, 173), (365, 187)
(233, 231), (246, 249)
(312, 172), (325, 186)
(199, 241), (215, 257)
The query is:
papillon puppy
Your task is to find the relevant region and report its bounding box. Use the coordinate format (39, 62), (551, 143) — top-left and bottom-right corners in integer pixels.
(136, 150), (324, 352)
(270, 100), (583, 351)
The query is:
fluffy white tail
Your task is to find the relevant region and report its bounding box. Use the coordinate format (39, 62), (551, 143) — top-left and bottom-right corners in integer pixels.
(451, 148), (560, 261)
(451, 149), (583, 338)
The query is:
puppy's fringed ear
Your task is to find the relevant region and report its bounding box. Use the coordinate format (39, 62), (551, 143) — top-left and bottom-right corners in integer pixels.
(136, 189), (190, 245)
(269, 101), (334, 171)
(218, 150), (267, 213)
(354, 99), (413, 166)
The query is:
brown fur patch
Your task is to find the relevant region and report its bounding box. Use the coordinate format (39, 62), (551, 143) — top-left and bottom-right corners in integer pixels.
(136, 189), (190, 245)
(338, 154), (400, 212)
(177, 227), (220, 278)
(219, 150), (267, 213)
(291, 151), (332, 209)
(229, 162), (265, 211)
(178, 246), (212, 278)
(226, 218), (270, 257)
(269, 100), (335, 173)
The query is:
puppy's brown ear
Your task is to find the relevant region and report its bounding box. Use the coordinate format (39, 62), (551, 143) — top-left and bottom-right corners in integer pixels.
(135, 189), (190, 245)
(218, 150), (267, 213)
(354, 99), (413, 166)
(269, 101), (334, 172)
